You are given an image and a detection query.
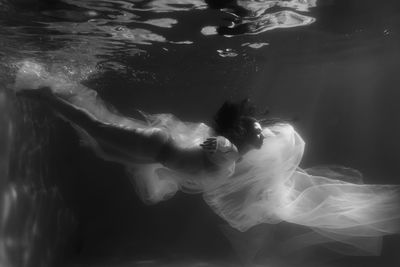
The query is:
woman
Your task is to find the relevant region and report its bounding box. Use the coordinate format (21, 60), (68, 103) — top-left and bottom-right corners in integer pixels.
(14, 60), (400, 256)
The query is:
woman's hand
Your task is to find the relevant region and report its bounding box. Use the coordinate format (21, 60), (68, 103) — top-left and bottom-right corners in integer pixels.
(200, 137), (217, 153)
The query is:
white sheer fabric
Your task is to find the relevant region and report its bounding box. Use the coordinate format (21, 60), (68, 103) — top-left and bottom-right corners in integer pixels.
(129, 116), (400, 254)
(203, 124), (400, 255)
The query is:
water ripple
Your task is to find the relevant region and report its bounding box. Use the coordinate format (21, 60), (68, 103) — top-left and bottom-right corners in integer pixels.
(0, 0), (318, 71)
(204, 0), (317, 36)
(145, 0), (208, 12)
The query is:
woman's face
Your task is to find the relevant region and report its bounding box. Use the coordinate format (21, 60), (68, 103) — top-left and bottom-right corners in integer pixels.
(246, 122), (265, 149)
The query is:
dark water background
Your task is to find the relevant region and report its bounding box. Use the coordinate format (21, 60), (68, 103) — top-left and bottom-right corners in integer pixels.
(1, 0), (400, 266)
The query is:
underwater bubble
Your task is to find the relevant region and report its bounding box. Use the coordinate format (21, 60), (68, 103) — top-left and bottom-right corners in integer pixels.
(217, 48), (238, 58)
(242, 42), (269, 49)
(201, 26), (217, 36)
(85, 10), (98, 17)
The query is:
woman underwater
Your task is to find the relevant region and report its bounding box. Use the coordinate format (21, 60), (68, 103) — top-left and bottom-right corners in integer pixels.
(14, 61), (400, 256)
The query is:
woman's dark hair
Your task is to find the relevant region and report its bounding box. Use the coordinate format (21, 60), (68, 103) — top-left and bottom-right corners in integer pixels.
(213, 98), (283, 148)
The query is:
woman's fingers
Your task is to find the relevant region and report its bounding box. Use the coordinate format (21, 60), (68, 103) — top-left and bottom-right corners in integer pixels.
(203, 141), (217, 145)
(200, 137), (217, 152)
(201, 139), (216, 146)
(204, 138), (217, 144)
(200, 143), (215, 149)
(205, 139), (217, 146)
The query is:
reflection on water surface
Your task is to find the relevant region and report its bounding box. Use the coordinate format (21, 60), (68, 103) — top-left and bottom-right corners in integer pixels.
(0, 0), (317, 66)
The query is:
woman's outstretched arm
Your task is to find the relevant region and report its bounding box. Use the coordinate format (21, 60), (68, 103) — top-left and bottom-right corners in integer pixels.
(19, 84), (171, 164)
(14, 61), (172, 164)
(14, 61), (215, 172)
